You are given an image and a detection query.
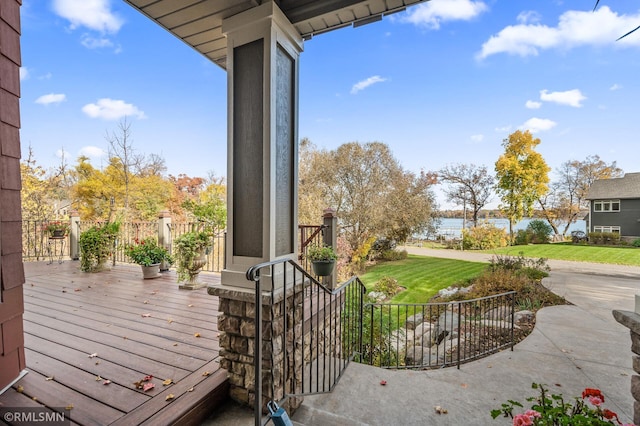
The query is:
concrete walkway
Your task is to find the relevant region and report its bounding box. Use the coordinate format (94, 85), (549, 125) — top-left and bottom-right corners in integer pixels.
(208, 247), (640, 425)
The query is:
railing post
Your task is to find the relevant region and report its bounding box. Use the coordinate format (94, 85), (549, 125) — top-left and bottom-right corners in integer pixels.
(157, 211), (171, 271)
(322, 208), (338, 289)
(69, 211), (80, 260)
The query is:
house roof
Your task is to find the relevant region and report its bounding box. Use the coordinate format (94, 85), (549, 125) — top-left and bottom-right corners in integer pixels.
(586, 172), (640, 200)
(124, 0), (428, 69)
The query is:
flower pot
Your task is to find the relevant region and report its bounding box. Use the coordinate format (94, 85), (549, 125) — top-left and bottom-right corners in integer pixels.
(51, 229), (65, 238)
(311, 260), (335, 277)
(141, 263), (161, 279)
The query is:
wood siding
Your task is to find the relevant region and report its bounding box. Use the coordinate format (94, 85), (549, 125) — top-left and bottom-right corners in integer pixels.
(0, 0), (25, 391)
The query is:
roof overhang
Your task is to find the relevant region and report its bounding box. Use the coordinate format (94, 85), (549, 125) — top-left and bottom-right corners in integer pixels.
(123, 0), (429, 69)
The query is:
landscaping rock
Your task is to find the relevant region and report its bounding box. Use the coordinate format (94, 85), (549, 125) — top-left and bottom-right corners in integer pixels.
(405, 313), (424, 330)
(514, 310), (534, 325)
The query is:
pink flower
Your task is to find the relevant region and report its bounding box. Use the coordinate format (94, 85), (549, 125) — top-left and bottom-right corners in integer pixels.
(524, 410), (541, 418)
(588, 396), (603, 406)
(513, 414), (533, 426)
(582, 388), (604, 402)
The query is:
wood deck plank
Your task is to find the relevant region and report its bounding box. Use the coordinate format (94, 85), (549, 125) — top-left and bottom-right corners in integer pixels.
(14, 370), (124, 426)
(0, 261), (229, 426)
(23, 319), (197, 379)
(24, 306), (216, 362)
(25, 349), (149, 413)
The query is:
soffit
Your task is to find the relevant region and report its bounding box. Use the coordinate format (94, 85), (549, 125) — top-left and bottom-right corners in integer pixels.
(124, 0), (429, 69)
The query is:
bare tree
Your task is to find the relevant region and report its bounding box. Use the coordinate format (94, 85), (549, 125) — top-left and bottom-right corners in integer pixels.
(438, 163), (494, 226)
(538, 155), (623, 236)
(105, 117), (145, 212)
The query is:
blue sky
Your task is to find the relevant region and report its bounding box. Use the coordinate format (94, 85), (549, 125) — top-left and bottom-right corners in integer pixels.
(19, 1), (640, 208)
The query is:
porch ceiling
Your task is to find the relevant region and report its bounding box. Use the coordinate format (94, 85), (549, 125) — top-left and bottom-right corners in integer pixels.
(124, 0), (429, 69)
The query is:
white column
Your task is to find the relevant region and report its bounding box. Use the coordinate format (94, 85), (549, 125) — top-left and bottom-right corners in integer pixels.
(220, 2), (303, 289)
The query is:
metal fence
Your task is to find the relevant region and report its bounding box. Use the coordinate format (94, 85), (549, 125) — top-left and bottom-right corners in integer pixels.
(246, 259), (366, 426)
(169, 222), (225, 273)
(360, 291), (516, 369)
(22, 220), (65, 262)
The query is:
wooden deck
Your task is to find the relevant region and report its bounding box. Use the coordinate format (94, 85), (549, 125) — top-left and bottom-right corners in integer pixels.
(0, 261), (229, 425)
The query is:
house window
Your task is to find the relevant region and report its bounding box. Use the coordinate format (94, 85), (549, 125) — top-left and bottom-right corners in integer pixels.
(594, 200), (620, 212)
(594, 226), (620, 233)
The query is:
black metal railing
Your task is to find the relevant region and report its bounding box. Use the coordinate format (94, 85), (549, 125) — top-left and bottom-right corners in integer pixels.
(22, 220), (60, 261)
(169, 223), (226, 273)
(298, 224), (326, 262)
(360, 291), (516, 369)
(246, 259), (366, 426)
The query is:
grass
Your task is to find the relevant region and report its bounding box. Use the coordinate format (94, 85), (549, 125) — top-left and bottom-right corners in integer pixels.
(480, 242), (640, 266)
(359, 254), (486, 304)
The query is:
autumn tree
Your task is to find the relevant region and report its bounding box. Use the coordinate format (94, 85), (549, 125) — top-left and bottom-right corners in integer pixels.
(537, 155), (623, 237)
(299, 141), (437, 256)
(21, 146), (54, 220)
(495, 130), (550, 241)
(438, 163), (494, 226)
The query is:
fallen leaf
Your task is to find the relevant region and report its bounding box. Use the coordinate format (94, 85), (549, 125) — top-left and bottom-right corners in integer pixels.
(95, 376), (102, 381)
(133, 381), (143, 389)
(45, 376), (54, 381)
(88, 353), (98, 358)
(173, 343), (178, 347)
(434, 406), (448, 415)
(62, 290), (67, 293)
(380, 380), (387, 386)
(194, 332), (201, 338)
(202, 371), (211, 377)
(166, 394), (175, 401)
(95, 361), (100, 365)
(141, 313), (151, 318)
(17, 385), (24, 393)
(32, 397), (37, 401)
(143, 375), (153, 382)
(65, 404), (73, 411)
(167, 318), (173, 324)
(143, 382), (155, 392)
(162, 379), (173, 386)
(187, 387), (194, 392)
(103, 380), (111, 385)
(144, 300), (149, 304)
(188, 304), (194, 307)
(74, 288), (81, 292)
(461, 383), (468, 389)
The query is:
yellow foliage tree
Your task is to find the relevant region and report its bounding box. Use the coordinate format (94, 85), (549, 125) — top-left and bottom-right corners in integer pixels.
(495, 130), (550, 241)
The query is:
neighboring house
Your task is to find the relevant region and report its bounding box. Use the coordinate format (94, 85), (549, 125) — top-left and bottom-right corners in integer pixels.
(585, 172), (640, 239)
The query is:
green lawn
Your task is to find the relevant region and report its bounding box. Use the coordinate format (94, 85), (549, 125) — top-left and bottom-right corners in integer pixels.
(481, 243), (640, 266)
(359, 254), (486, 304)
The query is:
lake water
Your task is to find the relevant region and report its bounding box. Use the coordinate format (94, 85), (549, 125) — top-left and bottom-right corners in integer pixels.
(429, 217), (587, 240)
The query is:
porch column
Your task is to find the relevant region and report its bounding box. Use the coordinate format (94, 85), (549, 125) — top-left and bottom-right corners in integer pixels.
(220, 1), (302, 290)
(0, 0), (26, 392)
(208, 1), (303, 413)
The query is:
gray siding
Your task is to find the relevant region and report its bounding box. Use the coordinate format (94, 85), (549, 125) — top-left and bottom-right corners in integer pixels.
(591, 198), (640, 237)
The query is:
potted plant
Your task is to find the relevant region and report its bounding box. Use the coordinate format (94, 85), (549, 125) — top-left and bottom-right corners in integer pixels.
(79, 225), (112, 272)
(125, 238), (173, 279)
(45, 221), (70, 238)
(306, 244), (338, 277)
(174, 230), (211, 289)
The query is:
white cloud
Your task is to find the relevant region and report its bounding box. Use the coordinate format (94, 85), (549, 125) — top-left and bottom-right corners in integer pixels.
(525, 100), (542, 109)
(56, 148), (71, 160)
(351, 76), (387, 94)
(82, 98), (146, 120)
(52, 0), (123, 33)
(79, 146), (106, 159)
(35, 93), (66, 105)
(402, 0), (488, 29)
(470, 134), (484, 143)
(477, 6), (640, 60)
(540, 89), (586, 107)
(20, 67), (29, 81)
(81, 34), (114, 49)
(610, 83), (622, 91)
(520, 117), (557, 133)
(517, 11), (541, 25)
